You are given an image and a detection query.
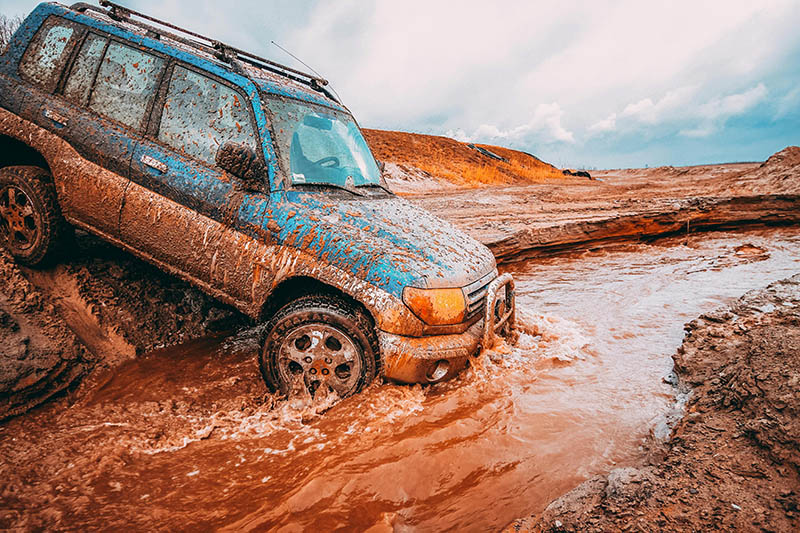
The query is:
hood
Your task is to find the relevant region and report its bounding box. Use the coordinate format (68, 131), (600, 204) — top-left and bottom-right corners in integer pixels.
(245, 192), (497, 299)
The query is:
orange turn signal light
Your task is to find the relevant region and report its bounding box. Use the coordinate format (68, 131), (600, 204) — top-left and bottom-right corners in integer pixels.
(402, 286), (466, 325)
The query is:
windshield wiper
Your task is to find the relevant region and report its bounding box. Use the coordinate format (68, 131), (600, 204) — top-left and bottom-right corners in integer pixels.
(293, 181), (366, 196)
(355, 183), (393, 195)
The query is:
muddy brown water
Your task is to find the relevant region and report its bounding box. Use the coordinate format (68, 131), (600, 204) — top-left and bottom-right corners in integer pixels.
(3, 227), (800, 531)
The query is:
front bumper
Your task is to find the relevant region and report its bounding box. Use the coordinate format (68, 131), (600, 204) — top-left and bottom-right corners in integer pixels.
(378, 273), (516, 384)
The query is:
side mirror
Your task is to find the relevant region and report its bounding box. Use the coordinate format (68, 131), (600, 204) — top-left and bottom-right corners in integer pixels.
(378, 160), (386, 173)
(216, 142), (266, 191)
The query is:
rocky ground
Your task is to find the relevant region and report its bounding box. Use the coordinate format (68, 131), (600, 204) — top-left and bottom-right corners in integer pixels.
(508, 274), (800, 532)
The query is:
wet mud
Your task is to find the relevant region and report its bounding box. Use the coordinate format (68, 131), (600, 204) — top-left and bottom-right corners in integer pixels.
(0, 250), (93, 419)
(510, 273), (800, 532)
(2, 227), (800, 531)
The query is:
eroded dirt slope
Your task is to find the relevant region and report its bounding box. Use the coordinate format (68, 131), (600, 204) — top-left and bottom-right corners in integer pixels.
(508, 274), (800, 532)
(0, 250), (95, 419)
(0, 232), (248, 419)
(413, 146), (800, 262)
(363, 128), (568, 193)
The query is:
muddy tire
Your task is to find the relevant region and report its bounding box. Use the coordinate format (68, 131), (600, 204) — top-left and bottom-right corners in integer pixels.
(0, 166), (71, 266)
(260, 294), (378, 398)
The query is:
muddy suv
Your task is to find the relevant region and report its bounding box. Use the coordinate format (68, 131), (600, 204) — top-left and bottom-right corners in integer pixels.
(0, 1), (516, 398)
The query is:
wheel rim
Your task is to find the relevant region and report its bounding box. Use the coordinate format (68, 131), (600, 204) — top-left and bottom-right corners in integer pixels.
(0, 185), (39, 251)
(277, 323), (364, 397)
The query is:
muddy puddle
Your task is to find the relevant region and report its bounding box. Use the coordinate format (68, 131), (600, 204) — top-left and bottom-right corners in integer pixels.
(2, 227), (800, 531)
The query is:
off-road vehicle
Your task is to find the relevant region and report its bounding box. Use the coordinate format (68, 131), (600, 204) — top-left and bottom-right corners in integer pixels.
(0, 1), (516, 398)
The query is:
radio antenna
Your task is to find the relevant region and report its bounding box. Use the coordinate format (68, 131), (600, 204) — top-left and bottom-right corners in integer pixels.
(271, 40), (343, 103)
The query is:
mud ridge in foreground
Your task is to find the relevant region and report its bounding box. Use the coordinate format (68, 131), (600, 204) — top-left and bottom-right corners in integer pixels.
(0, 234), (248, 420)
(507, 274), (800, 532)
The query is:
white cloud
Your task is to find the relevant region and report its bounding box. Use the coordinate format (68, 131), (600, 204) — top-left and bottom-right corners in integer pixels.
(620, 87), (697, 124)
(678, 83), (768, 138)
(589, 113), (616, 133)
(699, 83), (767, 119)
(453, 103), (575, 145)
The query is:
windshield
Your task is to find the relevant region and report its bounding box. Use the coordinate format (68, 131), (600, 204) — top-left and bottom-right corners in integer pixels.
(263, 97), (381, 188)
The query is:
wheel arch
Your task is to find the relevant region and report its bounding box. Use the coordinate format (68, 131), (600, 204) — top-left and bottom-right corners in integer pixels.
(0, 135), (52, 175)
(259, 275), (376, 327)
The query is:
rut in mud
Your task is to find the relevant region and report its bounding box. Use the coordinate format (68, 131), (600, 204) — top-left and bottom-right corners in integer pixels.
(2, 227), (800, 531)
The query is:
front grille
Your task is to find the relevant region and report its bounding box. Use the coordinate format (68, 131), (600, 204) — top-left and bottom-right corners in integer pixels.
(464, 272), (494, 319)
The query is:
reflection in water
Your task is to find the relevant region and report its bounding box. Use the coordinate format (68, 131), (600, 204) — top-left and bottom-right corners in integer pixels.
(2, 228), (800, 531)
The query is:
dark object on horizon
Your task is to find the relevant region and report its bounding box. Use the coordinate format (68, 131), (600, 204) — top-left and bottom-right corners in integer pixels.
(562, 168), (592, 179)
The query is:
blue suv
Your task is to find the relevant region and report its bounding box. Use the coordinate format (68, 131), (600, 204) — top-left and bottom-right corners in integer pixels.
(0, 1), (516, 398)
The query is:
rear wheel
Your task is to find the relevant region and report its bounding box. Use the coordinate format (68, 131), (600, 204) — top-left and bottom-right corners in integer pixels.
(0, 166), (71, 266)
(260, 294), (378, 398)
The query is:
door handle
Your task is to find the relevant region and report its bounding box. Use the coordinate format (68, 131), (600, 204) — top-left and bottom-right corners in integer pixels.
(43, 108), (68, 127)
(140, 154), (168, 173)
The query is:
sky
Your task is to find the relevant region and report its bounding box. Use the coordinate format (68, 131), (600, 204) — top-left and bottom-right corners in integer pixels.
(2, 0), (799, 168)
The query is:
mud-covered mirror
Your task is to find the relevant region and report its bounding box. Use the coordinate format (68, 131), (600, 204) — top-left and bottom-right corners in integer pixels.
(216, 142), (266, 191)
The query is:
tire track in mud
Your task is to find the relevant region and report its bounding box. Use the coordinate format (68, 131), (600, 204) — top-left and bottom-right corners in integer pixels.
(22, 265), (136, 366)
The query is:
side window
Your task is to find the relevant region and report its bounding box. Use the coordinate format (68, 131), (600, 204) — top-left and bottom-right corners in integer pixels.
(89, 41), (165, 130)
(18, 18), (77, 90)
(158, 65), (257, 166)
(63, 34), (108, 106)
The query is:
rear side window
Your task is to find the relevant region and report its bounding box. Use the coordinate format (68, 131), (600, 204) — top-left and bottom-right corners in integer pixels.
(158, 65), (257, 166)
(18, 18), (78, 90)
(63, 34), (108, 106)
(89, 41), (165, 130)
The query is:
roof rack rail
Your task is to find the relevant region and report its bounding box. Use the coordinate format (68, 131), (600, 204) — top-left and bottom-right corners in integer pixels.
(69, 0), (330, 92)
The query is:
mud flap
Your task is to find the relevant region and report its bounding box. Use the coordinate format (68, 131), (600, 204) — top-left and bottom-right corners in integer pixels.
(482, 273), (518, 349)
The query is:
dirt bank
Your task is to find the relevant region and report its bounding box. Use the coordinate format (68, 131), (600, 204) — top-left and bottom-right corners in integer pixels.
(508, 273), (800, 532)
(417, 146), (800, 263)
(364, 128), (568, 193)
(0, 250), (93, 419)
(0, 232), (248, 418)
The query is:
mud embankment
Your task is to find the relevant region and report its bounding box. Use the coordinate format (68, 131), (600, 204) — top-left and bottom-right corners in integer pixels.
(508, 274), (800, 532)
(0, 234), (247, 419)
(485, 194), (800, 262)
(0, 252), (93, 419)
(418, 146), (800, 263)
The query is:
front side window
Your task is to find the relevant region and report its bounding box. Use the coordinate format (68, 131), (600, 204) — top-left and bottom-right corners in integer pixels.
(89, 42), (164, 130)
(158, 66), (257, 166)
(263, 97), (381, 188)
(63, 33), (107, 106)
(19, 19), (77, 90)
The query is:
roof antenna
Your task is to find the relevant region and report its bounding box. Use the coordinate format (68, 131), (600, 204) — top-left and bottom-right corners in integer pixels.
(271, 40), (342, 102)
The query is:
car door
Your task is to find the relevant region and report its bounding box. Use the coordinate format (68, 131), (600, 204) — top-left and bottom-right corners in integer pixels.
(122, 63), (265, 300)
(49, 33), (165, 236)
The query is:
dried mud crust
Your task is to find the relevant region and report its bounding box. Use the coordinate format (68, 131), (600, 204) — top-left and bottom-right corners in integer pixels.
(508, 274), (800, 532)
(0, 250), (93, 420)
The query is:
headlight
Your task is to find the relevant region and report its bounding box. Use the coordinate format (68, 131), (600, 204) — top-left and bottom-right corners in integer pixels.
(403, 286), (466, 325)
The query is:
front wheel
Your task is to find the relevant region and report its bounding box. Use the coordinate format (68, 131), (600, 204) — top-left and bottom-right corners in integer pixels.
(260, 294), (378, 398)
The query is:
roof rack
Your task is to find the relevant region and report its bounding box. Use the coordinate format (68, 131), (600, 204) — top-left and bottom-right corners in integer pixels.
(69, 1), (332, 97)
